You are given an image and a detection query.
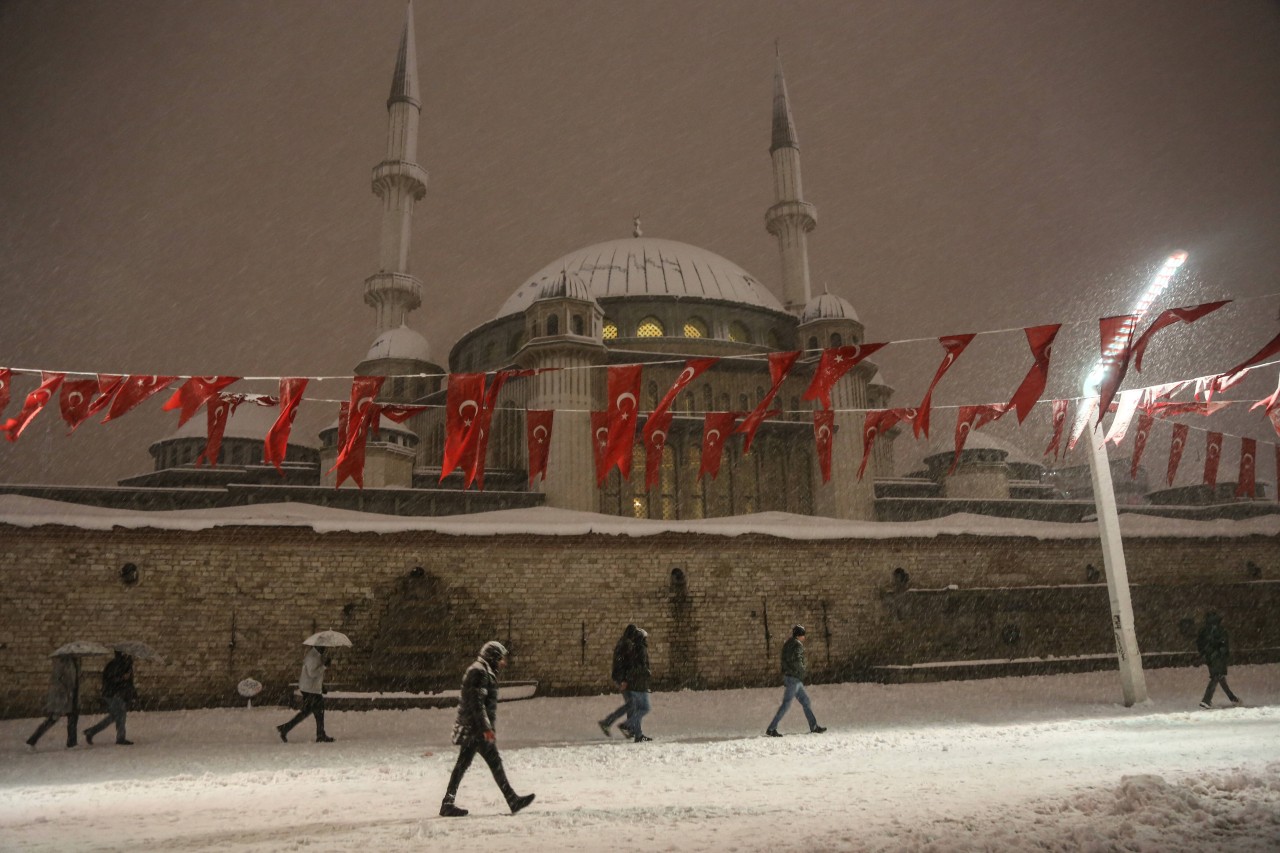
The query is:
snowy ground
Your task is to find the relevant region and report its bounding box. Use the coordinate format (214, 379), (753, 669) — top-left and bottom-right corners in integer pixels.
(3, 665), (1278, 852)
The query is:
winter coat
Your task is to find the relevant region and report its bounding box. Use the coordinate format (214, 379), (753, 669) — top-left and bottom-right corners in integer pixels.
(611, 625), (638, 684)
(780, 637), (807, 682)
(452, 657), (499, 744)
(624, 634), (651, 693)
(44, 656), (80, 716)
(101, 653), (137, 703)
(1197, 614), (1230, 677)
(298, 647), (327, 695)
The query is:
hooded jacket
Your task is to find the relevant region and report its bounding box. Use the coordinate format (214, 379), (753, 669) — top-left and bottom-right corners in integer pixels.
(1197, 613), (1230, 676)
(452, 641), (506, 744)
(611, 624), (639, 684)
(624, 631), (651, 693)
(780, 636), (807, 681)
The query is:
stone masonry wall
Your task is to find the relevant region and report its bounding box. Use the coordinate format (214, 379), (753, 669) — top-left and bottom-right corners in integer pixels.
(0, 523), (1276, 718)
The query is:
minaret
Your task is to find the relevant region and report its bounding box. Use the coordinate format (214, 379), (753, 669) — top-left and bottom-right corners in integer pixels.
(364, 1), (428, 333)
(764, 50), (817, 314)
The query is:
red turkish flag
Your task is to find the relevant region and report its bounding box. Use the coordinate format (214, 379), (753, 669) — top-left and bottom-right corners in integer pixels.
(1095, 315), (1138, 424)
(263, 378), (308, 472)
(1129, 412), (1154, 480)
(643, 409), (674, 491)
(331, 376), (385, 488)
(197, 394), (242, 467)
(736, 351), (800, 455)
(1213, 331), (1280, 392)
(2, 372), (64, 441)
(85, 375), (124, 418)
(1166, 422), (1189, 487)
(859, 407), (916, 480)
(916, 335), (975, 439)
(1235, 437), (1257, 498)
(1006, 325), (1059, 423)
(802, 342), (887, 411)
(652, 357), (718, 421)
(441, 373), (485, 481)
(0, 368), (11, 415)
(101, 375), (177, 423)
(1148, 400), (1232, 419)
(1044, 399), (1069, 461)
(162, 376), (240, 427)
(526, 409), (554, 486)
(813, 409), (835, 484)
(378, 404), (427, 423)
(1249, 374), (1280, 439)
(950, 403), (1009, 474)
(698, 411), (738, 480)
(464, 370), (527, 490)
(1203, 431), (1223, 488)
(598, 365), (643, 486)
(591, 411), (610, 484)
(59, 378), (101, 432)
(1131, 300), (1230, 372)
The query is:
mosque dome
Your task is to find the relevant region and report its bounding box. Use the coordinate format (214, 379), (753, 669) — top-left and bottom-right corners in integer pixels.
(801, 291), (859, 323)
(497, 237), (784, 318)
(165, 400), (301, 444)
(533, 270), (594, 304)
(364, 324), (432, 363)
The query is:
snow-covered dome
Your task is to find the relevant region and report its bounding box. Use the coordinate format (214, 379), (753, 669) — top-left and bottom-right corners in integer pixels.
(532, 270), (595, 304)
(364, 324), (432, 363)
(918, 430), (1041, 469)
(801, 291), (859, 323)
(163, 401), (314, 447)
(497, 237), (783, 318)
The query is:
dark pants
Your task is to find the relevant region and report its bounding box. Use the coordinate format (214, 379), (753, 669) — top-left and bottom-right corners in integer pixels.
(28, 713), (78, 748)
(280, 691), (326, 739)
(602, 689), (632, 727)
(85, 695), (129, 743)
(445, 737), (516, 805)
(1202, 673), (1239, 705)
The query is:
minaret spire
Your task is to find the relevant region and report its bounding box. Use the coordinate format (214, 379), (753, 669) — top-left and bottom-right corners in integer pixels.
(765, 50), (817, 314)
(364, 1), (428, 334)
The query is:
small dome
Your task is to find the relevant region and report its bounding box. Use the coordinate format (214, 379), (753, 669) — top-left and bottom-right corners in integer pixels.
(532, 270), (594, 304)
(364, 324), (432, 363)
(801, 291), (859, 323)
(162, 402), (314, 447)
(869, 370), (888, 387)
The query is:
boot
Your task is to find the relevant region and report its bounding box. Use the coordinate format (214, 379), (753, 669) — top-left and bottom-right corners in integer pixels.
(508, 793), (536, 814)
(439, 799), (468, 818)
(276, 724), (289, 743)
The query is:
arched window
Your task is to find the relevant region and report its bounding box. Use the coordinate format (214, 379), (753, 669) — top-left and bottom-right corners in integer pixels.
(830, 332), (843, 347)
(683, 316), (708, 338)
(729, 321), (751, 343)
(738, 393), (749, 410)
(571, 314), (584, 335)
(807, 336), (819, 351)
(647, 381), (659, 410)
(766, 328), (781, 349)
(702, 385), (713, 413)
(756, 386), (766, 404)
(602, 319), (619, 340)
(637, 316), (664, 338)
(546, 314), (559, 336)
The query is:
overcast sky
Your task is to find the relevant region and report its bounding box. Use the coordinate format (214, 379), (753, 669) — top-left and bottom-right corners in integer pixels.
(1, 0), (1277, 487)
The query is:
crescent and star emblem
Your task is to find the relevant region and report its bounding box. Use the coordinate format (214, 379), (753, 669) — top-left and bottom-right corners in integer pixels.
(817, 425), (831, 442)
(652, 429), (667, 448)
(459, 400), (479, 419)
(706, 429), (721, 445)
(595, 426), (609, 446)
(533, 425), (548, 443)
(66, 391), (85, 406)
(617, 392), (637, 411)
(677, 367), (695, 385)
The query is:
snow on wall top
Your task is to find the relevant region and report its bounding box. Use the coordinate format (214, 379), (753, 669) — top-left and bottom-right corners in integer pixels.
(0, 495), (1275, 540)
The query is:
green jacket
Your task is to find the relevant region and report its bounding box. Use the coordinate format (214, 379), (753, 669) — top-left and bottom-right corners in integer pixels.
(780, 636), (807, 681)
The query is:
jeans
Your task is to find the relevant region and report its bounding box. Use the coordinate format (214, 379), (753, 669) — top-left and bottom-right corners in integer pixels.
(625, 690), (651, 738)
(27, 713), (78, 748)
(280, 691), (326, 739)
(1202, 673), (1239, 705)
(768, 676), (818, 732)
(445, 737), (516, 804)
(85, 695), (129, 742)
(601, 689), (633, 727)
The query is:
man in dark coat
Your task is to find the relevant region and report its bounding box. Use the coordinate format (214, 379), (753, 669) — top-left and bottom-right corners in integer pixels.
(1197, 612), (1241, 708)
(26, 655), (82, 751)
(440, 640), (536, 817)
(622, 628), (653, 742)
(598, 623), (639, 737)
(766, 625), (826, 737)
(84, 651), (137, 746)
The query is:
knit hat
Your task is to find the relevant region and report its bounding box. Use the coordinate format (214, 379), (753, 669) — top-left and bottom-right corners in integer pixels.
(792, 625), (806, 638)
(479, 640), (508, 665)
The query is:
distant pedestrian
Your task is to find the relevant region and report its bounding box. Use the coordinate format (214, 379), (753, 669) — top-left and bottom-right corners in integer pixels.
(440, 640), (536, 817)
(766, 625), (826, 737)
(26, 655), (82, 751)
(277, 645), (334, 742)
(598, 624), (639, 738)
(1197, 611), (1241, 709)
(84, 651), (137, 746)
(623, 628), (653, 742)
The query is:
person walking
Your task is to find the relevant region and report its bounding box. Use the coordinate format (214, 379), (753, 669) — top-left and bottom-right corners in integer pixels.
(598, 623), (639, 738)
(277, 645), (334, 743)
(84, 650), (137, 746)
(440, 640), (536, 817)
(26, 655), (82, 751)
(765, 625), (826, 737)
(623, 628), (653, 743)
(1197, 611), (1242, 709)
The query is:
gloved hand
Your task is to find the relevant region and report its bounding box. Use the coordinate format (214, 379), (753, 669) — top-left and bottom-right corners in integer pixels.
(483, 729), (496, 743)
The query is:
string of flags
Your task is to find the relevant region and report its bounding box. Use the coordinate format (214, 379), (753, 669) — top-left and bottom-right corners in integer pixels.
(1, 301), (1278, 493)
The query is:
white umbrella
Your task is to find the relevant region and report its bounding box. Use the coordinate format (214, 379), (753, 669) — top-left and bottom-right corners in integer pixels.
(113, 640), (166, 663)
(302, 630), (352, 648)
(49, 641), (111, 658)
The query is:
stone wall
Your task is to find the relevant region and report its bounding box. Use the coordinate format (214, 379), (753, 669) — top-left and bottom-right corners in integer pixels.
(1, 522), (1276, 718)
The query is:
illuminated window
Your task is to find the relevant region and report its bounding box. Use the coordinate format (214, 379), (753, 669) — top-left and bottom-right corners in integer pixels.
(729, 321), (751, 343)
(683, 317), (708, 338)
(602, 319), (619, 340)
(637, 316), (665, 338)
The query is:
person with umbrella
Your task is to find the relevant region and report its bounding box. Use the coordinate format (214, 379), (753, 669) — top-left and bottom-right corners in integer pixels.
(83, 649), (138, 746)
(276, 630), (347, 743)
(26, 642), (106, 751)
